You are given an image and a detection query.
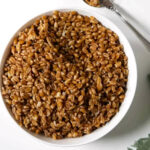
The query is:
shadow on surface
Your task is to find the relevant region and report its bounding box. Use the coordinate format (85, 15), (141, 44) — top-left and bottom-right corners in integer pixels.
(115, 4), (150, 52)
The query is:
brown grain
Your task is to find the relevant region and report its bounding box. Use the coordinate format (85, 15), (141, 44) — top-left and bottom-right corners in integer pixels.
(2, 11), (128, 139)
(84, 0), (101, 7)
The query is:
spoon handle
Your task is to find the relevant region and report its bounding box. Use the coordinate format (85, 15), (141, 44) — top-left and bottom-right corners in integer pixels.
(111, 4), (150, 44)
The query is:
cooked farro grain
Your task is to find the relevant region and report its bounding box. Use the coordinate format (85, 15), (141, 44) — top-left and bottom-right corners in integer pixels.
(84, 0), (101, 7)
(2, 11), (128, 139)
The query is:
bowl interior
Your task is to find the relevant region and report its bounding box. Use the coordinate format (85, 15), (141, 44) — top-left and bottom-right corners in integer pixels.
(0, 8), (137, 146)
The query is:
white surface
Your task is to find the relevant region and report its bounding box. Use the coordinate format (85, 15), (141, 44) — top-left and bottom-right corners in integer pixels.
(115, 0), (150, 34)
(0, 0), (150, 149)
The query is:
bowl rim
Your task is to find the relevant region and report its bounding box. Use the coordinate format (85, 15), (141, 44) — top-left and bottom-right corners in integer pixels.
(0, 7), (137, 147)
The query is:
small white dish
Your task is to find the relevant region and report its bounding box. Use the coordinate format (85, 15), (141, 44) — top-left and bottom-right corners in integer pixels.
(0, 7), (137, 147)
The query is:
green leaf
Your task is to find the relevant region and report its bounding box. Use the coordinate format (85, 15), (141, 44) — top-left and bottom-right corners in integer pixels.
(147, 74), (150, 81)
(128, 148), (133, 150)
(129, 134), (150, 150)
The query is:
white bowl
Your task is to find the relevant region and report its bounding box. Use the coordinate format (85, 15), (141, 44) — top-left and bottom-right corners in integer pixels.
(0, 8), (137, 147)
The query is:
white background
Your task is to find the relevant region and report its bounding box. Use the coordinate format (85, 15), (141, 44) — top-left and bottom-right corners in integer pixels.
(0, 0), (150, 150)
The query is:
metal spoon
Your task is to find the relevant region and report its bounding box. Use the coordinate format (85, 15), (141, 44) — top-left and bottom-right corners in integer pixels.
(98, 0), (150, 45)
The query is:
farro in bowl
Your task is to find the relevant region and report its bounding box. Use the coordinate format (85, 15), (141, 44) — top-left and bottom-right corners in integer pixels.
(0, 8), (137, 146)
